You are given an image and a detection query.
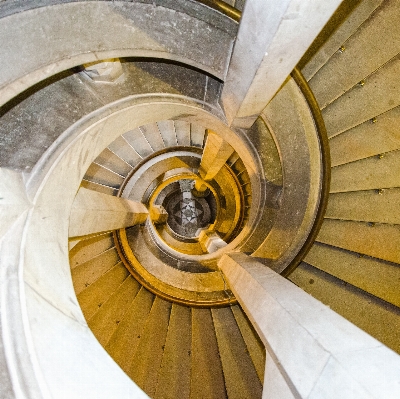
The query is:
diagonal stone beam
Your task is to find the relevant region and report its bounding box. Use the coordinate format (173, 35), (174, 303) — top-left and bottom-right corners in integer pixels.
(198, 130), (234, 182)
(221, 0), (344, 129)
(69, 187), (148, 238)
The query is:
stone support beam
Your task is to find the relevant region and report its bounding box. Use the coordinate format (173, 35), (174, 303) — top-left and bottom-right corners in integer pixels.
(219, 252), (400, 399)
(150, 204), (168, 225)
(199, 230), (227, 253)
(69, 187), (148, 238)
(199, 130), (234, 181)
(221, 0), (344, 128)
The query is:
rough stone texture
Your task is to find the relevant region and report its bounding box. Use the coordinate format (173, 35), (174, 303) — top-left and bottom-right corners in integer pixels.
(0, 0), (238, 33)
(0, 1), (234, 107)
(0, 61), (221, 171)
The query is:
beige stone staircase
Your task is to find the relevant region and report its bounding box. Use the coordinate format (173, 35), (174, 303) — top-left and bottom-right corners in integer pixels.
(70, 232), (265, 399)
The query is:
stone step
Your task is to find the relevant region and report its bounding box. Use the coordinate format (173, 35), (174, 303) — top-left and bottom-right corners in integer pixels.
(190, 308), (227, 399)
(80, 179), (118, 196)
(140, 123), (166, 152)
(87, 276), (141, 347)
(77, 262), (130, 320)
(155, 304), (192, 399)
(123, 128), (155, 159)
(93, 148), (133, 177)
(84, 162), (125, 189)
(71, 246), (120, 295)
(310, 0), (400, 109)
(304, 242), (400, 308)
(322, 53), (400, 138)
(212, 307), (262, 399)
(329, 105), (400, 166)
(108, 136), (143, 168)
(157, 120), (178, 147)
(302, 0), (383, 81)
(317, 218), (400, 264)
(331, 149), (400, 193)
(326, 188), (400, 224)
(175, 120), (191, 146)
(69, 233), (115, 268)
(106, 287), (155, 372)
(231, 305), (265, 383)
(129, 297), (172, 395)
(289, 261), (400, 354)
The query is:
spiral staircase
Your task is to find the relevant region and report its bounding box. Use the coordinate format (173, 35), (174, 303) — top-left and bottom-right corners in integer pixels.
(0, 0), (400, 398)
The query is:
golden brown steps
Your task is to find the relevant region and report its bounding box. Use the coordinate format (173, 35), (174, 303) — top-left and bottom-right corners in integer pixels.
(329, 106), (400, 167)
(212, 306), (263, 399)
(292, 0), (400, 358)
(301, 0), (383, 81)
(304, 242), (400, 308)
(321, 53), (400, 138)
(289, 261), (400, 354)
(70, 226), (265, 399)
(309, 0), (400, 109)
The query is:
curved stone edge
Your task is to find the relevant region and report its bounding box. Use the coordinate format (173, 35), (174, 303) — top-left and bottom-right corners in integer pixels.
(0, 1), (236, 107)
(0, 94), (261, 398)
(251, 77), (323, 273)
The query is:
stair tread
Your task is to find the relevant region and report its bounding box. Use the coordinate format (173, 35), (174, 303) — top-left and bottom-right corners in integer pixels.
(129, 297), (172, 394)
(80, 179), (118, 196)
(305, 242), (400, 308)
(155, 304), (192, 399)
(88, 276), (141, 347)
(157, 120), (178, 148)
(94, 148), (133, 177)
(212, 307), (262, 399)
(72, 247), (120, 295)
(302, 0), (383, 81)
(322, 54), (400, 138)
(77, 262), (130, 320)
(69, 233), (114, 268)
(140, 123), (165, 152)
(331, 149), (400, 193)
(190, 308), (227, 399)
(190, 124), (206, 148)
(123, 128), (154, 158)
(310, 0), (400, 109)
(289, 262), (400, 354)
(105, 287), (155, 372)
(108, 136), (143, 168)
(84, 162), (124, 189)
(330, 106), (400, 166)
(317, 218), (400, 264)
(231, 305), (265, 383)
(175, 120), (191, 146)
(326, 188), (400, 224)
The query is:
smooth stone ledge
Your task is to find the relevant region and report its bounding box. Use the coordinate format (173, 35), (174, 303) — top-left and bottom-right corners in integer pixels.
(219, 252), (400, 399)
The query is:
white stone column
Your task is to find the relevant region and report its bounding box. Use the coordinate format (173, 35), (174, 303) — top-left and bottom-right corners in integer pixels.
(69, 187), (148, 238)
(219, 252), (400, 399)
(221, 0), (344, 128)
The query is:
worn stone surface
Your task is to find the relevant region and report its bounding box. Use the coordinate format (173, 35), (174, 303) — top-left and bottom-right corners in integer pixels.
(0, 1), (235, 106)
(0, 61), (220, 171)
